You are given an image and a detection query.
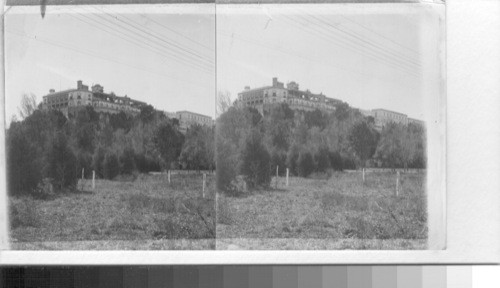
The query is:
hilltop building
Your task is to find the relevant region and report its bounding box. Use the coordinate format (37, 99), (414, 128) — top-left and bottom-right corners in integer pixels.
(361, 108), (425, 130)
(42, 80), (146, 117)
(237, 77), (344, 114)
(164, 110), (213, 133)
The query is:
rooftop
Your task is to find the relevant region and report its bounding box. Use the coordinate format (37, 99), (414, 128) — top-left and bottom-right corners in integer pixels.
(176, 110), (212, 119)
(373, 108), (408, 117)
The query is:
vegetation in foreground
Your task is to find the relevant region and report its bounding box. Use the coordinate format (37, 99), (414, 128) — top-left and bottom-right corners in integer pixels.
(217, 171), (427, 250)
(9, 174), (215, 250)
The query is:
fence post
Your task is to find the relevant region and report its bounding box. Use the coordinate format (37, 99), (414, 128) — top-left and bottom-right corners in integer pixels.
(92, 170), (95, 190)
(82, 168), (84, 180)
(168, 170), (171, 184)
(202, 173), (206, 198)
(362, 168), (365, 182)
(396, 171), (400, 196)
(286, 168), (289, 187)
(275, 166), (279, 189)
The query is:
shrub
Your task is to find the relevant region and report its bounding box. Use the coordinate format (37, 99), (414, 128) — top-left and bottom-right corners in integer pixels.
(120, 147), (136, 175)
(328, 151), (343, 171)
(43, 132), (78, 190)
(76, 151), (93, 178)
(270, 149), (287, 176)
(6, 123), (41, 195)
(286, 146), (300, 176)
(103, 152), (120, 180)
(314, 147), (330, 172)
(297, 151), (314, 177)
(341, 155), (357, 170)
(239, 130), (271, 189)
(216, 138), (238, 193)
(92, 146), (106, 178)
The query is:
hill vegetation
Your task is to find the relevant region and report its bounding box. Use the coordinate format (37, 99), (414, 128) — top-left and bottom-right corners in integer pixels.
(216, 102), (426, 194)
(6, 99), (214, 196)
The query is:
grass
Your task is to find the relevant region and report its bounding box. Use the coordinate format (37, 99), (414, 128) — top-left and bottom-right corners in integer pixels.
(216, 171), (427, 250)
(8, 171), (427, 250)
(9, 173), (216, 250)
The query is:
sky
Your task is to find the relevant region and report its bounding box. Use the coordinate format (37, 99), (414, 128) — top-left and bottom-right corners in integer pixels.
(4, 5), (216, 123)
(217, 4), (444, 121)
(4, 4), (443, 123)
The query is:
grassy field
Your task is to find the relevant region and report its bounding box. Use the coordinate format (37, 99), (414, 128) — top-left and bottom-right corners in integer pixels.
(216, 171), (427, 250)
(9, 173), (216, 250)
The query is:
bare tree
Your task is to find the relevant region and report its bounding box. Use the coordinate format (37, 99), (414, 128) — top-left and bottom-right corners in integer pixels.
(18, 93), (38, 119)
(216, 90), (232, 117)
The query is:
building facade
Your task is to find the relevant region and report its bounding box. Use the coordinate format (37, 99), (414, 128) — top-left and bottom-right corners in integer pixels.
(42, 80), (145, 116)
(361, 108), (425, 130)
(238, 77), (343, 114)
(164, 110), (213, 133)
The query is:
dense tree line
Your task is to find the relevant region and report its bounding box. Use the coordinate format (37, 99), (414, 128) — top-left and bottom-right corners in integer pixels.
(216, 102), (426, 193)
(6, 102), (215, 196)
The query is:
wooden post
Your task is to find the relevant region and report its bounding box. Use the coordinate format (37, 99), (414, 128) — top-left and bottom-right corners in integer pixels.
(81, 168), (84, 180)
(286, 168), (289, 187)
(362, 168), (365, 182)
(202, 173), (206, 198)
(92, 170), (95, 190)
(396, 171), (400, 196)
(275, 165), (279, 189)
(168, 170), (171, 184)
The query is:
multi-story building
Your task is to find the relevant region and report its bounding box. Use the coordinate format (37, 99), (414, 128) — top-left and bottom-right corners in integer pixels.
(361, 108), (425, 130)
(164, 110), (213, 133)
(407, 117), (425, 126)
(238, 77), (343, 114)
(42, 80), (145, 116)
(372, 108), (408, 128)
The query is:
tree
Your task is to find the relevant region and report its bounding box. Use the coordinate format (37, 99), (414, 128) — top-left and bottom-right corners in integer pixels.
(349, 121), (379, 167)
(43, 132), (78, 190)
(264, 103), (294, 151)
(92, 146), (106, 178)
(286, 144), (300, 176)
(103, 152), (120, 180)
(72, 106), (99, 153)
(334, 102), (350, 121)
(120, 147), (136, 175)
(179, 124), (214, 171)
(314, 146), (331, 172)
(139, 105), (156, 124)
(6, 122), (40, 195)
(304, 109), (327, 129)
(216, 105), (263, 192)
(328, 151), (343, 171)
(110, 111), (133, 132)
(217, 90), (232, 117)
(153, 120), (184, 170)
(18, 93), (38, 120)
(297, 151), (315, 177)
(375, 123), (426, 169)
(239, 130), (271, 189)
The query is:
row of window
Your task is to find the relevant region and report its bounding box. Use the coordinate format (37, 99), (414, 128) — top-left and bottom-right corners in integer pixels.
(182, 114), (211, 123)
(45, 98), (68, 104)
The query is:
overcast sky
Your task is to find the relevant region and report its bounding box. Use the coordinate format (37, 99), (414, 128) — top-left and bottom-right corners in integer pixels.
(4, 5), (215, 123)
(4, 4), (443, 123)
(217, 4), (444, 121)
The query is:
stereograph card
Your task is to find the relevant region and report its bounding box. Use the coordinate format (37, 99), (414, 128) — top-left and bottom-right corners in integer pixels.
(0, 0), (498, 265)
